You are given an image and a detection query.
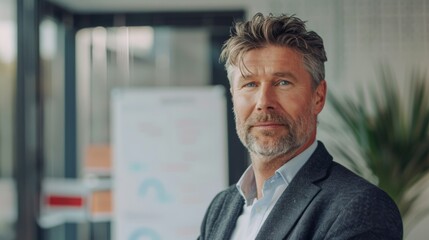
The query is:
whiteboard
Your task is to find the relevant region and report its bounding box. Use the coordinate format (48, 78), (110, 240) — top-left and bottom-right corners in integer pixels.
(112, 86), (228, 240)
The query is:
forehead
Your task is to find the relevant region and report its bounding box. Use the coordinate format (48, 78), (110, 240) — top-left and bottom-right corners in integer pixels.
(231, 46), (308, 80)
(244, 46), (302, 66)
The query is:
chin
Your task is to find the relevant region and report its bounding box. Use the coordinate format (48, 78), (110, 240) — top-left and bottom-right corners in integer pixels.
(250, 143), (291, 158)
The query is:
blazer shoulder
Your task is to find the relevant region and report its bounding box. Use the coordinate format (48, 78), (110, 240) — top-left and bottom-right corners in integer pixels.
(328, 161), (382, 192)
(199, 185), (242, 239)
(321, 162), (403, 239)
(325, 161), (394, 203)
(204, 185), (237, 219)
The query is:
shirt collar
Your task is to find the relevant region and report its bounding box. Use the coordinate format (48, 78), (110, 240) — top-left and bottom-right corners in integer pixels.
(236, 141), (318, 203)
(276, 140), (318, 184)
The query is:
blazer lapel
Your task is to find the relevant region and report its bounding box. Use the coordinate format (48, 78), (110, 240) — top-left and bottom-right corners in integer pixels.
(209, 188), (244, 240)
(256, 142), (333, 240)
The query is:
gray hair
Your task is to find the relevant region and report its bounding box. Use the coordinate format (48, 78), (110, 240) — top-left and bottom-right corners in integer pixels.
(220, 13), (327, 88)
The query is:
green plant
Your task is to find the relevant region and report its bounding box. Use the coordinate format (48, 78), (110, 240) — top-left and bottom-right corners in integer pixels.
(325, 68), (429, 234)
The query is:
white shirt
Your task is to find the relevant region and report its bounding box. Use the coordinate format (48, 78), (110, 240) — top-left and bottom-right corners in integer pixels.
(230, 141), (318, 240)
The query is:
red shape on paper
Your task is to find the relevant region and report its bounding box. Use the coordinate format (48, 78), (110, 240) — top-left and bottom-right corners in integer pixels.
(46, 195), (84, 207)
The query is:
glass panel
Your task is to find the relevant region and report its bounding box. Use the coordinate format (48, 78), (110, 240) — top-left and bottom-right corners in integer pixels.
(40, 17), (65, 178)
(78, 26), (210, 152)
(0, 0), (16, 239)
(76, 26), (211, 239)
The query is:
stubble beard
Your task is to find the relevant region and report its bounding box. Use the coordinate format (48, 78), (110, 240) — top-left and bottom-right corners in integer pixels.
(235, 110), (314, 160)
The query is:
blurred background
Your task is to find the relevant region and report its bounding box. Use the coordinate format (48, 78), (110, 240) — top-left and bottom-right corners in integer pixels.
(1, 0), (429, 239)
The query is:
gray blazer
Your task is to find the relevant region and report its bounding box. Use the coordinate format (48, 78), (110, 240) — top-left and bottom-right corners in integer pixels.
(198, 142), (403, 240)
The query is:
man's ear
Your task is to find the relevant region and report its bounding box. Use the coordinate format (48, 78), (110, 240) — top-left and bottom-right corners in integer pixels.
(314, 80), (327, 114)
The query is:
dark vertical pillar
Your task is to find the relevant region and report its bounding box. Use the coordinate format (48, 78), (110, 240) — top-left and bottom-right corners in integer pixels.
(63, 14), (78, 240)
(15, 0), (43, 239)
(64, 15), (77, 180)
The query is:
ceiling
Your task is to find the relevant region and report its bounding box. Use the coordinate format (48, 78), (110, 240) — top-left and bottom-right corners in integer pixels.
(46, 0), (248, 13)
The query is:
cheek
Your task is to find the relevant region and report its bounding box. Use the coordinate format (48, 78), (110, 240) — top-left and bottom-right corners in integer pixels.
(278, 95), (306, 116)
(232, 95), (254, 120)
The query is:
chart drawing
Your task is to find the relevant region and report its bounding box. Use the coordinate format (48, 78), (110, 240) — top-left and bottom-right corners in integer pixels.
(139, 178), (172, 203)
(129, 228), (161, 240)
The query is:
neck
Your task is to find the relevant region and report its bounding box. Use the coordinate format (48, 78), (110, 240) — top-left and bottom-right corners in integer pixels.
(251, 140), (315, 199)
(251, 153), (292, 199)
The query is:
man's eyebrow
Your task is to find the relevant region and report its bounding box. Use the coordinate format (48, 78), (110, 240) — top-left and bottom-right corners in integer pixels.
(238, 71), (297, 80)
(239, 73), (253, 80)
(273, 72), (297, 80)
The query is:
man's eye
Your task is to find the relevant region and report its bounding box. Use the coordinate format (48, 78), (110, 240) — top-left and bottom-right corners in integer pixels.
(277, 80), (290, 86)
(244, 82), (257, 87)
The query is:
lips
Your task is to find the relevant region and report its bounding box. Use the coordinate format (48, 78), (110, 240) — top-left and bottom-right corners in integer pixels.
(249, 122), (287, 133)
(252, 122), (284, 127)
(246, 113), (290, 131)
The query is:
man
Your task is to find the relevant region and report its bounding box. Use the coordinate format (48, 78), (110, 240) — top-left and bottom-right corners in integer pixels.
(198, 13), (403, 240)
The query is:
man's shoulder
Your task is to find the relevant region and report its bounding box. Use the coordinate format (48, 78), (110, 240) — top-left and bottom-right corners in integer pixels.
(200, 184), (243, 236)
(324, 161), (385, 195)
(307, 142), (383, 195)
(310, 142), (384, 193)
(320, 162), (403, 238)
(320, 160), (399, 214)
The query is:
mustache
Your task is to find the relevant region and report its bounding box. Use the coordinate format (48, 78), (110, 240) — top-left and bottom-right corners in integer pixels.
(246, 112), (291, 127)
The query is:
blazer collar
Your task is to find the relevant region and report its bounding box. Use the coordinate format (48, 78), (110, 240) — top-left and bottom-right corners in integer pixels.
(256, 141), (333, 240)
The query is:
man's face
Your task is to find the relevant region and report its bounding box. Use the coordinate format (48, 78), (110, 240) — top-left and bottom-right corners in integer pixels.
(230, 45), (326, 159)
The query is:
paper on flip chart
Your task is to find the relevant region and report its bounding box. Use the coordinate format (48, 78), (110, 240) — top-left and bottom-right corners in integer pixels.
(112, 86), (228, 240)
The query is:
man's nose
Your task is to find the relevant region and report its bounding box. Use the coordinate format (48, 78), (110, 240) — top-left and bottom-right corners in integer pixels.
(256, 85), (276, 111)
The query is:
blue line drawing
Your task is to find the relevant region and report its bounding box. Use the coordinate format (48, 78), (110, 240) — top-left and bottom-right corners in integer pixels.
(139, 178), (172, 203)
(128, 161), (148, 172)
(129, 228), (161, 240)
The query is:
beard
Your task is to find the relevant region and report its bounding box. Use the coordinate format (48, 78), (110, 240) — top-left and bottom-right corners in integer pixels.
(235, 110), (314, 159)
